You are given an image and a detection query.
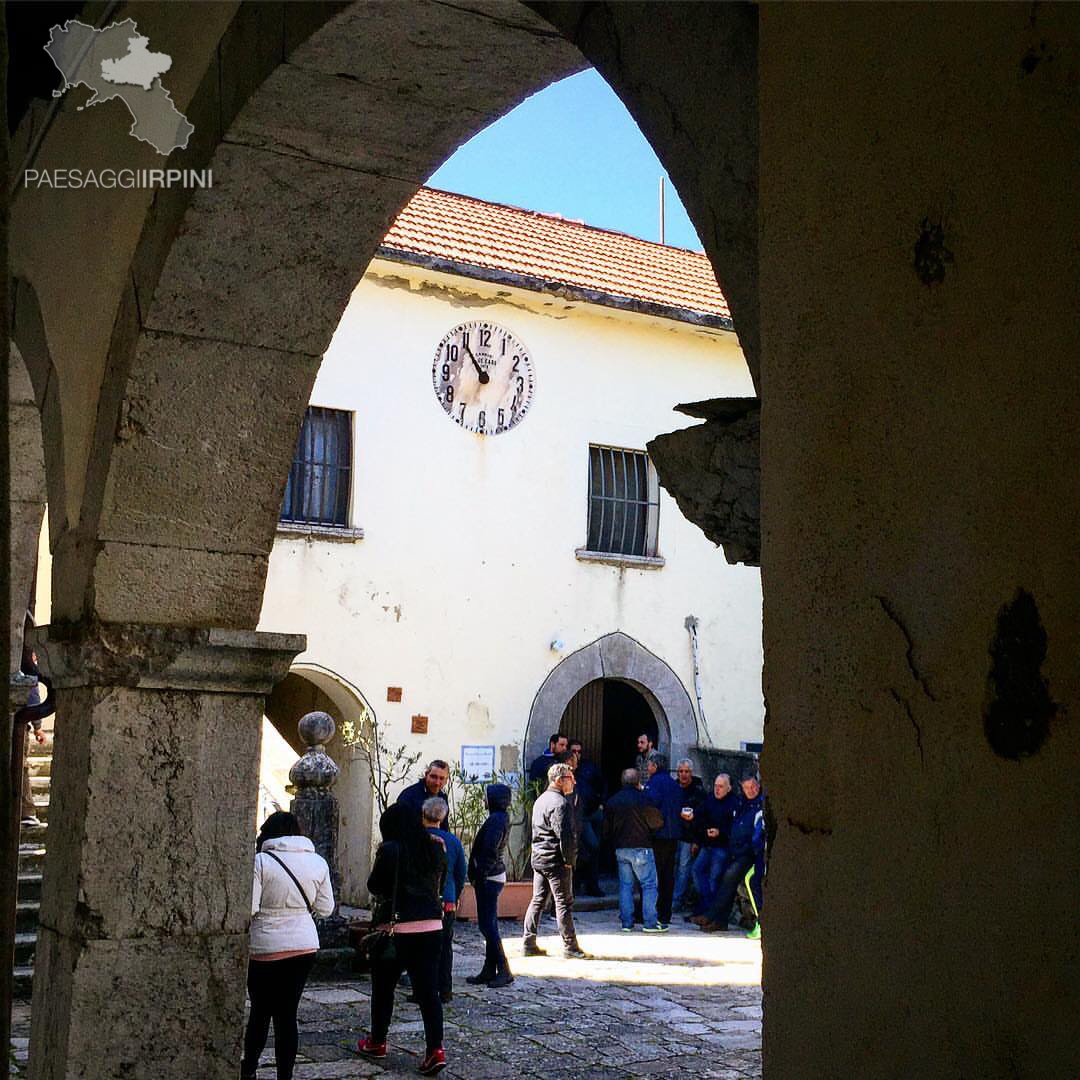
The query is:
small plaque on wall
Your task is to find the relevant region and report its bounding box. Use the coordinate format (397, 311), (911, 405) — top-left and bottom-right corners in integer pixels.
(461, 744), (496, 781)
(411, 714), (429, 734)
(387, 687), (402, 702)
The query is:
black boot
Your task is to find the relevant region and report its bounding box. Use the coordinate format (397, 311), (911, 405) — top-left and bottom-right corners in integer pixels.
(465, 968), (495, 984)
(487, 963), (514, 989)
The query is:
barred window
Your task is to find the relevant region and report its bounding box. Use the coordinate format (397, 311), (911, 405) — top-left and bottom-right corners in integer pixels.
(281, 407), (352, 527)
(585, 445), (660, 558)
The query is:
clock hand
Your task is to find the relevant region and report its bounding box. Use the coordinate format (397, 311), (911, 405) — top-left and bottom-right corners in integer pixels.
(463, 341), (490, 384)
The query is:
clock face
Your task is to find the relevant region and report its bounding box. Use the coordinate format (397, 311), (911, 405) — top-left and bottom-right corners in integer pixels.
(432, 320), (535, 435)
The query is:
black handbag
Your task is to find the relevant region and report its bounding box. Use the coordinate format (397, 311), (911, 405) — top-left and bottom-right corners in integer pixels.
(360, 845), (400, 964)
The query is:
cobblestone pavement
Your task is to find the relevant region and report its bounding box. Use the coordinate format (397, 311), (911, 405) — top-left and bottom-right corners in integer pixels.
(11, 909), (762, 1079)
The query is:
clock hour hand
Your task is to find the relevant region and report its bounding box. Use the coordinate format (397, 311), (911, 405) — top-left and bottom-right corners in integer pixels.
(463, 341), (490, 384)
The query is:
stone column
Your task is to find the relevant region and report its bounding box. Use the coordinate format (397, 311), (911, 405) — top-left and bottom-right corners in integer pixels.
(26, 622), (304, 1080)
(289, 710), (346, 946)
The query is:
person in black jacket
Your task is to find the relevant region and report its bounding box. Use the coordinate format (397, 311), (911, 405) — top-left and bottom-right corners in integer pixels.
(465, 784), (514, 988)
(672, 759), (706, 913)
(568, 739), (604, 896)
(396, 760), (450, 819)
(357, 804), (449, 1075)
(522, 763), (587, 959)
(690, 773), (737, 917)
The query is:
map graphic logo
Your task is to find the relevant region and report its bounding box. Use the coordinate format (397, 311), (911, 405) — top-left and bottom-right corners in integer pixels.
(45, 19), (193, 157)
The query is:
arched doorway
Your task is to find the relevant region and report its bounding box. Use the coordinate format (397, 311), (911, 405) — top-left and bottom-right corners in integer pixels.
(526, 631), (699, 781)
(262, 664), (376, 906)
(562, 678), (660, 797)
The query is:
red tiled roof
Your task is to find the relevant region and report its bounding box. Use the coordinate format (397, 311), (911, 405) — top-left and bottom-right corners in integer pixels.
(379, 187), (731, 325)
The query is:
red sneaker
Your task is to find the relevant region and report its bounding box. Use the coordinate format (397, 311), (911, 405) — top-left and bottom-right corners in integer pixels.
(357, 1037), (387, 1058)
(418, 1047), (446, 1075)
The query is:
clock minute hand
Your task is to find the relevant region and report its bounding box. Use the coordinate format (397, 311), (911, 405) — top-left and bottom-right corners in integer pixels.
(463, 341), (490, 384)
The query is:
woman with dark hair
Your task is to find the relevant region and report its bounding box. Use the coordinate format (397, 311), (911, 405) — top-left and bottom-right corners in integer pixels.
(357, 802), (449, 1075)
(241, 811), (335, 1080)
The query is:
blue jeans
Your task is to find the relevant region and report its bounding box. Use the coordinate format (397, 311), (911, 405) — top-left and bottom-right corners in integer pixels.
(692, 846), (727, 914)
(616, 847), (658, 929)
(673, 841), (697, 908)
(475, 879), (508, 975)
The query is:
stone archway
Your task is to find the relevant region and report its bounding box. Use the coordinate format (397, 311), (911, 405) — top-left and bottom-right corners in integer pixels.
(264, 663), (376, 906)
(525, 632), (699, 772)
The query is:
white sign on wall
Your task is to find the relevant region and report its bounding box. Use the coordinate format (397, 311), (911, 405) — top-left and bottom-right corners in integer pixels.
(460, 744), (496, 782)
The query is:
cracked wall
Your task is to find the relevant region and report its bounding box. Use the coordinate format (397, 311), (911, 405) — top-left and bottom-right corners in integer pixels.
(760, 4), (1080, 1076)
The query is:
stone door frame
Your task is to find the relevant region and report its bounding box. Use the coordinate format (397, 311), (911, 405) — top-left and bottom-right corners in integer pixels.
(524, 631), (699, 772)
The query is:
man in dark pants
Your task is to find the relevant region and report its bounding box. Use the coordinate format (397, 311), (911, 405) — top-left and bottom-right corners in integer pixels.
(696, 774), (766, 933)
(603, 768), (665, 931)
(568, 739), (604, 896)
(418, 798), (466, 1003)
(522, 763), (588, 959)
(643, 751), (682, 928)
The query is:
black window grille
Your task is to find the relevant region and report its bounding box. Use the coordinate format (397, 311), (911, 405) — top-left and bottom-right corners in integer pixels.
(281, 407), (352, 527)
(586, 445), (659, 557)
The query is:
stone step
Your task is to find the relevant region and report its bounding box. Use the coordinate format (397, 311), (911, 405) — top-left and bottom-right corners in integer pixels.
(13, 965), (33, 999)
(29, 794), (49, 822)
(16, 901), (40, 934)
(18, 872), (43, 903)
(28, 755), (51, 777)
(19, 844), (46, 873)
(29, 773), (51, 792)
(19, 820), (47, 842)
(14, 932), (36, 967)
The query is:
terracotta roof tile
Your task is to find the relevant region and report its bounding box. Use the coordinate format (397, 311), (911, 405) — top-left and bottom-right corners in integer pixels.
(379, 187), (730, 324)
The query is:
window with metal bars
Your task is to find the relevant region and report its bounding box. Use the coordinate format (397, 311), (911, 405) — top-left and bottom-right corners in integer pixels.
(280, 407), (352, 528)
(585, 445), (660, 558)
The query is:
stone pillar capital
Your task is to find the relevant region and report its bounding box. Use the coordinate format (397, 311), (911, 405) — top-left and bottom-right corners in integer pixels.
(9, 671), (38, 713)
(31, 621), (305, 693)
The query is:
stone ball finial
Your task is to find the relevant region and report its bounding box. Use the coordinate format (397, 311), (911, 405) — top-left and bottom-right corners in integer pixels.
(290, 711), (339, 792)
(298, 710), (335, 748)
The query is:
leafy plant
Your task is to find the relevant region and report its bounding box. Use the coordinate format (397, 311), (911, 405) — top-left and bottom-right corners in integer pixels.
(339, 715), (421, 814)
(445, 762), (489, 852)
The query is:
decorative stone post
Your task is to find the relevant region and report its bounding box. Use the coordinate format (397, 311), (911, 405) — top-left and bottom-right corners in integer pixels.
(289, 710), (347, 946)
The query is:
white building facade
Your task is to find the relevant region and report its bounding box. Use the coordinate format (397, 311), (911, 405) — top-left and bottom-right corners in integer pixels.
(256, 189), (763, 900)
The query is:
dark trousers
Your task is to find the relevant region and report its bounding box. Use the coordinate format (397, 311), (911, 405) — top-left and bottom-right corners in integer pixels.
(523, 865), (578, 950)
(475, 879), (509, 975)
(370, 930), (443, 1054)
(242, 953), (316, 1080)
(652, 838), (678, 924)
(574, 811), (602, 893)
(438, 909), (456, 996)
(706, 851), (759, 928)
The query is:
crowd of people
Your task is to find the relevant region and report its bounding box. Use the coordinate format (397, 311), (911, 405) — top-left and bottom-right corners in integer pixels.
(243, 744), (765, 1077)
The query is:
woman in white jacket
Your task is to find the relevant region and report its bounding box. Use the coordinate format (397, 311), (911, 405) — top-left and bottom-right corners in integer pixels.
(241, 812), (335, 1080)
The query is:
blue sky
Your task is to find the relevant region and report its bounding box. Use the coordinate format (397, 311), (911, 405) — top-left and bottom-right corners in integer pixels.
(427, 69), (703, 252)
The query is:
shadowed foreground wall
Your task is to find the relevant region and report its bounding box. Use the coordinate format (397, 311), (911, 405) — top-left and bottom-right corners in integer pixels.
(759, 5), (1080, 1076)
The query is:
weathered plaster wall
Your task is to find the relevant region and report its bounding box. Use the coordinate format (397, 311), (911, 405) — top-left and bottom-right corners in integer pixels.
(759, 5), (1080, 1075)
(256, 261), (764, 776)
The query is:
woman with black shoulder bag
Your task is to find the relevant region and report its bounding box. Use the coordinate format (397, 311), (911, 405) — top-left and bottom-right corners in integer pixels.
(357, 803), (448, 1075)
(242, 811), (335, 1080)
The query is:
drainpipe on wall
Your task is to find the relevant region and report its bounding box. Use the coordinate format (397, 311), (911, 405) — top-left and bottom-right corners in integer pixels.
(684, 615), (714, 747)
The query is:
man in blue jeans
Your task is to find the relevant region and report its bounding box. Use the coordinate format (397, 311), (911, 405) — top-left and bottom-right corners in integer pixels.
(603, 768), (666, 932)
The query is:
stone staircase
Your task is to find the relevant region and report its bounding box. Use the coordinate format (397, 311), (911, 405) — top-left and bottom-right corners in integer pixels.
(14, 718), (52, 998)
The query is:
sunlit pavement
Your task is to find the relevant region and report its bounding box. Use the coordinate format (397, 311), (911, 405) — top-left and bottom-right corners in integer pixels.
(10, 909), (762, 1079)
